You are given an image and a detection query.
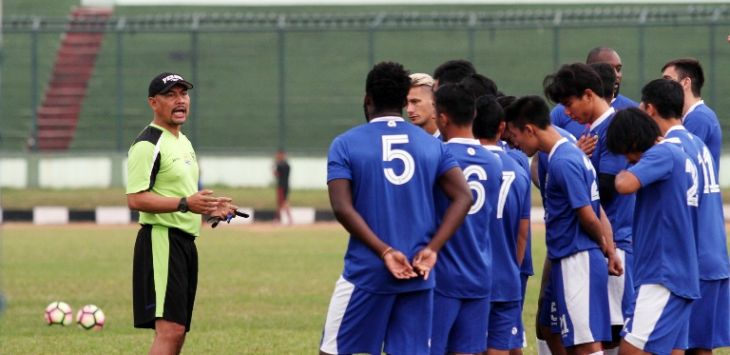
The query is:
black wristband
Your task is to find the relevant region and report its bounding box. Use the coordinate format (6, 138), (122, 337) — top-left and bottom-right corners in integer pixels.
(177, 197), (189, 213)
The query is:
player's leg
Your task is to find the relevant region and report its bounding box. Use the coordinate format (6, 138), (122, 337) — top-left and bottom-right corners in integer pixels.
(536, 258), (566, 355)
(605, 248), (633, 354)
(384, 289), (434, 355)
(320, 276), (394, 355)
(687, 278), (730, 354)
(621, 284), (693, 355)
(145, 226), (198, 354)
(553, 249), (611, 354)
(150, 319), (186, 355)
(487, 301), (522, 355)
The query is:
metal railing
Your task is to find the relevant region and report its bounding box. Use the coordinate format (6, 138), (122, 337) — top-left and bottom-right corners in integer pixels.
(2, 5), (729, 153)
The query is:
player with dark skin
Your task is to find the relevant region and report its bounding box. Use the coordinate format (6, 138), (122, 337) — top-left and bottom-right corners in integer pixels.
(327, 96), (472, 283)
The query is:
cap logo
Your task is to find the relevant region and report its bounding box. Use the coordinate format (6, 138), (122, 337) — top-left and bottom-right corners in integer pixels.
(161, 74), (184, 84)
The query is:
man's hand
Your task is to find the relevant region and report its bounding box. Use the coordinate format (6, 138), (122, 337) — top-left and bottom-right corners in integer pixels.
(383, 250), (418, 279)
(208, 198), (237, 220)
(412, 247), (437, 280)
(606, 250), (624, 276)
(186, 190), (226, 215)
(576, 134), (598, 157)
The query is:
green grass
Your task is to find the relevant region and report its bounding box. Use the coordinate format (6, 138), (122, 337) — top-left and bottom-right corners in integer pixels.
(2, 2), (730, 153)
(2, 224), (730, 354)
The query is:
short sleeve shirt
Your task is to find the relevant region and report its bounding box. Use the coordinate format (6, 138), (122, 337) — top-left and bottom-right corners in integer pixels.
(126, 123), (201, 236)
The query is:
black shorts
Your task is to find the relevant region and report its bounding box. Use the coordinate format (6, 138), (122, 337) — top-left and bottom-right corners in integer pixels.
(133, 224), (198, 332)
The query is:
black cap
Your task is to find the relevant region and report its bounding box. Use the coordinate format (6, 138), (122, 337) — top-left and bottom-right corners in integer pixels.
(148, 72), (194, 97)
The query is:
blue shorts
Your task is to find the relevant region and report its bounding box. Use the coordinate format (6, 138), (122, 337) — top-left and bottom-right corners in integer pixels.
(488, 301), (523, 350)
(688, 278), (730, 349)
(537, 270), (559, 333)
(431, 293), (490, 355)
(623, 284), (693, 355)
(607, 248), (634, 326)
(320, 276), (433, 355)
(553, 249), (611, 346)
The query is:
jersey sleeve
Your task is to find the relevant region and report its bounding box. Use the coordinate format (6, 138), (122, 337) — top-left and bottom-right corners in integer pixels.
(327, 136), (353, 182)
(126, 141), (157, 194)
(436, 143), (460, 176)
(597, 135), (627, 175)
(627, 145), (673, 187)
(550, 158), (592, 209)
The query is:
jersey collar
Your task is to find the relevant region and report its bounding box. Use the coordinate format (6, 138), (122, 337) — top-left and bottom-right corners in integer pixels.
(665, 125), (687, 136)
(590, 107), (616, 131)
(483, 144), (503, 152)
(548, 137), (569, 162)
(369, 116), (404, 123)
(682, 100), (704, 122)
(446, 137), (481, 145)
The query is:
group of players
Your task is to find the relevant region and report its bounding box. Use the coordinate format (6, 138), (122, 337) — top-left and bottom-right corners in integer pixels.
(318, 47), (729, 355)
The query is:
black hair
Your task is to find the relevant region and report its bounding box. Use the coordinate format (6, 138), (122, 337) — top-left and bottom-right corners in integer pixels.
(434, 83), (476, 126)
(662, 58), (704, 97)
(433, 60), (476, 85)
(543, 63), (603, 104)
(589, 62), (616, 100)
(473, 95), (504, 140)
(365, 61), (411, 112)
(460, 73), (498, 99)
(503, 95), (551, 130)
(606, 107), (660, 155)
(496, 95), (517, 109)
(641, 79), (684, 119)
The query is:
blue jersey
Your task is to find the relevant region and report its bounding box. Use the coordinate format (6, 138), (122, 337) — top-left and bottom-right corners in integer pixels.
(504, 146), (533, 276)
(550, 94), (638, 139)
(434, 138), (502, 299)
(485, 145), (530, 299)
(665, 126), (730, 281)
(683, 101), (722, 168)
(537, 126), (577, 199)
(587, 108), (635, 251)
(327, 116), (459, 294)
(544, 138), (602, 260)
(628, 141), (700, 299)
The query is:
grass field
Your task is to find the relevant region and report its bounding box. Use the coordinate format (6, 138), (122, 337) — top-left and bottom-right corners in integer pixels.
(1, 223), (729, 354)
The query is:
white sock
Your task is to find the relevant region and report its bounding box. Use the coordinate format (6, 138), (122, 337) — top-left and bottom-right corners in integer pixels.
(537, 339), (552, 355)
(604, 348), (619, 355)
(588, 351), (604, 355)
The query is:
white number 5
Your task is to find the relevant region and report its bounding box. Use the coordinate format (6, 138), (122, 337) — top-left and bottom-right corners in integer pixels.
(382, 135), (415, 185)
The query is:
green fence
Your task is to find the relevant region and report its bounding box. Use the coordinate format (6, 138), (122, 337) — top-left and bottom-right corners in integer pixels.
(2, 6), (730, 154)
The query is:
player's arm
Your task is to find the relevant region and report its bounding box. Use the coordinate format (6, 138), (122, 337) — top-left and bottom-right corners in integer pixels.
(127, 189), (223, 215)
(529, 156), (540, 188)
(412, 167), (472, 280)
(614, 170), (641, 194)
(576, 205), (622, 276)
(328, 178), (417, 279)
(516, 218), (530, 266)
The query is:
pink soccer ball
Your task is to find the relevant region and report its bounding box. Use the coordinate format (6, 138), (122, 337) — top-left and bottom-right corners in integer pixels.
(76, 304), (105, 330)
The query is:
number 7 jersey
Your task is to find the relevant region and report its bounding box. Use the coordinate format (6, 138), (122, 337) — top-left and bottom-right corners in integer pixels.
(327, 116), (459, 294)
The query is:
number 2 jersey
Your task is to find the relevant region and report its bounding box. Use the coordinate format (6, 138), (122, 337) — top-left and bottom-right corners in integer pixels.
(628, 141), (700, 299)
(327, 116), (459, 294)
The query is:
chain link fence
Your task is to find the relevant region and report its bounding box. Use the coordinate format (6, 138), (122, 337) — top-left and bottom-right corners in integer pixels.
(2, 5), (730, 154)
